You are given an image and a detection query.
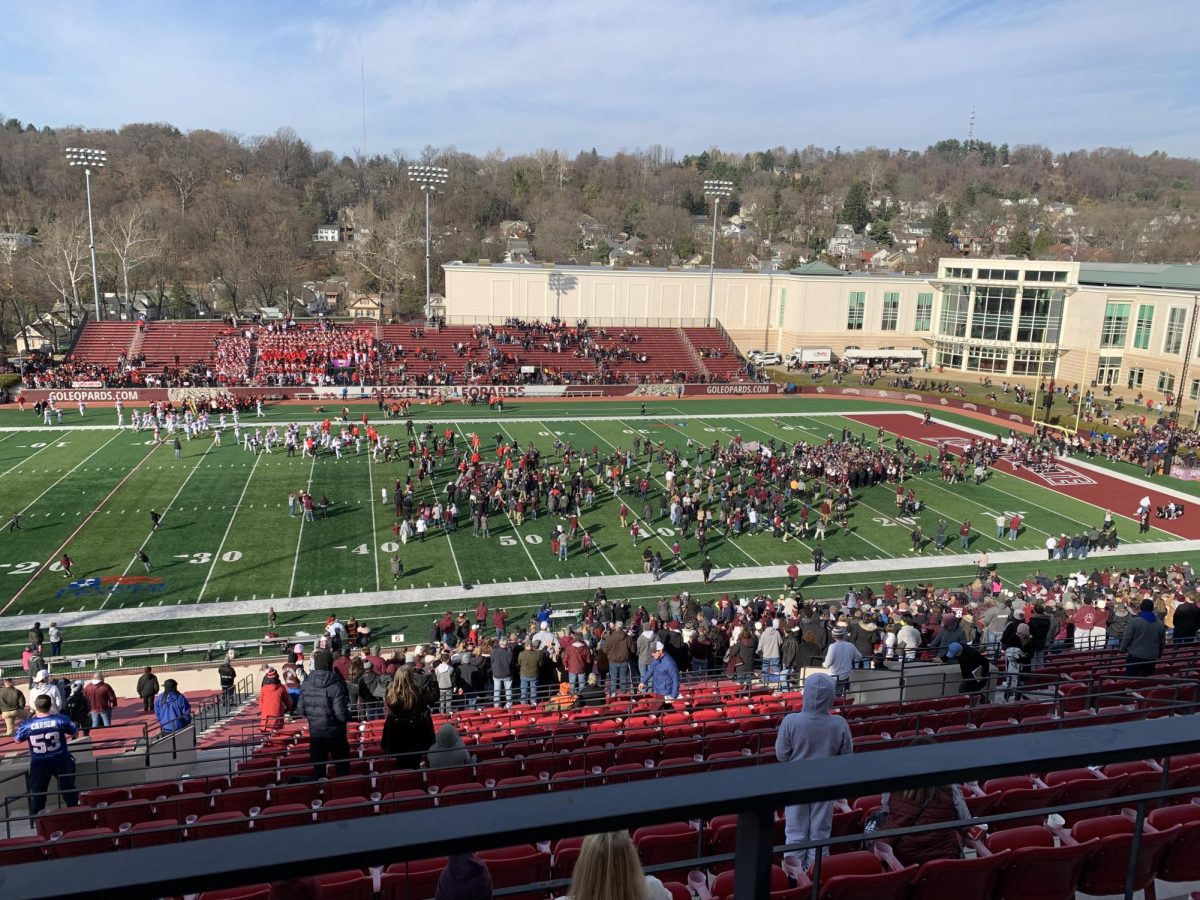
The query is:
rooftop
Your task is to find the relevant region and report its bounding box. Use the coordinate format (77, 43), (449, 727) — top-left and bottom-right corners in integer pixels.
(1079, 262), (1200, 292)
(445, 260), (928, 280)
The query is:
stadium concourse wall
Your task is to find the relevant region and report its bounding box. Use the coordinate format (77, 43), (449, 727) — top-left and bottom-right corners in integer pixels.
(13, 382), (780, 404)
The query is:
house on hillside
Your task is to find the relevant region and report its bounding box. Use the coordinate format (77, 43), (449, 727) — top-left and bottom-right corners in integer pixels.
(301, 277), (348, 315)
(313, 223), (343, 242)
(0, 232), (33, 250)
(348, 294), (384, 320)
(505, 237), (534, 263)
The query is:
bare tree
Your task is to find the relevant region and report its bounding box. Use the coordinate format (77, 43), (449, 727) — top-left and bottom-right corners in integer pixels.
(103, 202), (159, 313)
(33, 213), (90, 323)
(345, 201), (423, 299)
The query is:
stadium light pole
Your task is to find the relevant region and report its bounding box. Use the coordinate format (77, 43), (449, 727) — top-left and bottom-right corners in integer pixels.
(65, 147), (107, 322)
(408, 164), (449, 322)
(703, 179), (733, 328)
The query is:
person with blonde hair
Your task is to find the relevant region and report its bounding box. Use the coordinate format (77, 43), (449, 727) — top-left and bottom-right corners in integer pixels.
(381, 666), (435, 770)
(559, 831), (670, 900)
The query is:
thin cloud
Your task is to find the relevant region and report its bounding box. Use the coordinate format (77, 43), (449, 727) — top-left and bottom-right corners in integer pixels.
(1, 0), (1196, 158)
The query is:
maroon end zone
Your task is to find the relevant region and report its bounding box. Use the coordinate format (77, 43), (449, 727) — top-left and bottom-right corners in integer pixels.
(847, 412), (1200, 541)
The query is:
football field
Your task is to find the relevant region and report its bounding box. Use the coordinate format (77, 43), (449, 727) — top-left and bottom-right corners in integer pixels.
(0, 398), (1193, 627)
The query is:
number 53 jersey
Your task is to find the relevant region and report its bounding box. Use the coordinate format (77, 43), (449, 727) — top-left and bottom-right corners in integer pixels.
(15, 714), (77, 761)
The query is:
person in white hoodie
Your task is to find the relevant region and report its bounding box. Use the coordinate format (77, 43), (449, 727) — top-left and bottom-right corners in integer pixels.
(774, 673), (853, 870)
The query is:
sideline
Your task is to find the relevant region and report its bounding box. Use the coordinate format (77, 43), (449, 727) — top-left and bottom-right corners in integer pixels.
(8, 537), (1195, 632)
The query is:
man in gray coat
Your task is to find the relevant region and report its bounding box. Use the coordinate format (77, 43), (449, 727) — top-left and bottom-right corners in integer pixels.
(1120, 598), (1166, 676)
(759, 619), (783, 683)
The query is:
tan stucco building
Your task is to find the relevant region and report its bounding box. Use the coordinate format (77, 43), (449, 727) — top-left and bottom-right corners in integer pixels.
(444, 258), (1200, 413)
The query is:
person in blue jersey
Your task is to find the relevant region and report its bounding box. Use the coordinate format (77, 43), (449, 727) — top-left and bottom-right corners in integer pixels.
(16, 695), (80, 816)
(638, 641), (680, 701)
(154, 679), (193, 733)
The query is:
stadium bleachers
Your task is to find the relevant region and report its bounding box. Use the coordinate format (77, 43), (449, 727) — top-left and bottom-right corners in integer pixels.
(138, 321), (232, 370)
(67, 322), (137, 366)
(9, 642), (1200, 891)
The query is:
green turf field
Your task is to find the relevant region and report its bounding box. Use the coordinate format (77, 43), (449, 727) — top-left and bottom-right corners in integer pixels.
(0, 398), (1183, 629)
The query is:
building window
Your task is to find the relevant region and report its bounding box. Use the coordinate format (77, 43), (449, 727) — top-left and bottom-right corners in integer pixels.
(970, 286), (1017, 341)
(935, 340), (963, 369)
(914, 293), (933, 331)
(938, 285), (970, 338)
(1016, 289), (1059, 343)
(1101, 302), (1131, 349)
(1127, 367), (1144, 389)
(1133, 305), (1154, 350)
(967, 344), (1009, 373)
(977, 268), (1019, 281)
(1096, 355), (1121, 386)
(881, 292), (900, 331)
(1190, 379), (1200, 401)
(1012, 348), (1048, 375)
(943, 267), (972, 279)
(1157, 372), (1176, 394)
(847, 292), (865, 331)
(1024, 270), (1068, 283)
(1164, 307), (1187, 354)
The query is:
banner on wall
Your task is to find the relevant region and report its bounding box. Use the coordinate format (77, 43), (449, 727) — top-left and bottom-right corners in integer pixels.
(1171, 467), (1200, 482)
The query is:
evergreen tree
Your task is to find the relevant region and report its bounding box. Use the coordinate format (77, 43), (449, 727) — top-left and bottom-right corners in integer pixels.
(841, 181), (871, 233)
(1006, 227), (1033, 258)
(868, 220), (894, 247)
(929, 202), (952, 243)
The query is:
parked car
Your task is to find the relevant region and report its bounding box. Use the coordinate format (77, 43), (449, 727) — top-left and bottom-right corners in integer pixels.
(748, 350), (782, 366)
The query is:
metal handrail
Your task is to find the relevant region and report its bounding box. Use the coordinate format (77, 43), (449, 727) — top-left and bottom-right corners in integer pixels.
(4, 714), (1200, 900)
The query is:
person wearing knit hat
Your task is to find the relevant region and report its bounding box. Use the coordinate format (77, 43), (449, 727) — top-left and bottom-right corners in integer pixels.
(434, 853), (492, 900)
(1121, 598), (1167, 677)
(259, 666), (291, 732)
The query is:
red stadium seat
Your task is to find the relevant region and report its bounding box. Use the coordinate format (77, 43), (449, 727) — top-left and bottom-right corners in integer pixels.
(477, 845), (551, 900)
(494, 775), (545, 798)
(0, 836), (46, 864)
(1068, 814), (1179, 896)
(379, 858), (449, 900)
(157, 791), (213, 821)
(96, 799), (156, 831)
(378, 790), (434, 815)
(253, 803), (313, 831)
(436, 782), (488, 807)
(313, 870), (374, 900)
(34, 806), (95, 839)
(46, 827), (115, 858)
(633, 822), (700, 881)
(711, 864), (791, 900)
(268, 780), (322, 807)
(79, 787), (131, 806)
(1149, 803), (1200, 886)
(122, 819), (184, 849)
(552, 836), (585, 879)
(317, 797), (373, 823)
(188, 812), (252, 840)
(197, 886), (271, 900)
(983, 826), (1095, 900)
(907, 849), (1009, 899)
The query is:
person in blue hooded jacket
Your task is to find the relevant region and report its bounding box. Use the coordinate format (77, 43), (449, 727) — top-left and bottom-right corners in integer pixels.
(638, 641), (680, 700)
(775, 673), (853, 870)
(154, 679), (193, 733)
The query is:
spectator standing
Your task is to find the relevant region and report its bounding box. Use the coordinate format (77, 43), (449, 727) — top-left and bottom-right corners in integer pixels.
(603, 625), (634, 694)
(62, 683), (91, 738)
(639, 641), (680, 701)
(218, 658), (237, 704)
(943, 643), (991, 703)
(1121, 598), (1167, 676)
(562, 632), (593, 694)
(47, 623), (62, 657)
(136, 667), (159, 712)
(82, 674), (118, 728)
(775, 673), (853, 871)
(296, 650), (351, 779)
(381, 667), (436, 770)
(1171, 593), (1200, 644)
(490, 636), (515, 707)
(759, 618), (783, 683)
(30, 671), (62, 714)
(0, 678), (26, 736)
(518, 642), (542, 706)
(822, 627), (862, 694)
(16, 695), (79, 816)
(259, 668), (292, 731)
(154, 679), (193, 733)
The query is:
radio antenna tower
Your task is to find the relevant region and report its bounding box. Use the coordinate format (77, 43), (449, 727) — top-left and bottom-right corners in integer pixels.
(967, 106), (976, 144)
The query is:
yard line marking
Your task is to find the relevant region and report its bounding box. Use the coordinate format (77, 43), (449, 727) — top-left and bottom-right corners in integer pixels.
(492, 423), (548, 581)
(534, 419), (621, 577)
(197, 449), (264, 602)
(0, 437), (60, 478)
(14, 432), (123, 518)
(424, 450), (466, 588)
(365, 442), (381, 593)
(103, 440), (219, 610)
(288, 452), (320, 599)
(0, 444), (161, 617)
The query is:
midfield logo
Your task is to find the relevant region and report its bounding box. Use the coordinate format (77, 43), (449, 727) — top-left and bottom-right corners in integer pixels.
(56, 575), (167, 598)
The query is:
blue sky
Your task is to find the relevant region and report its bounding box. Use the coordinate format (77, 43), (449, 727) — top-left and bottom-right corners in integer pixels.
(2, 0), (1197, 159)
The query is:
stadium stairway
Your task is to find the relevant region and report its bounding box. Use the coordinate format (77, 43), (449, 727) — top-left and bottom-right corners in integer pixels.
(67, 322), (138, 367)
